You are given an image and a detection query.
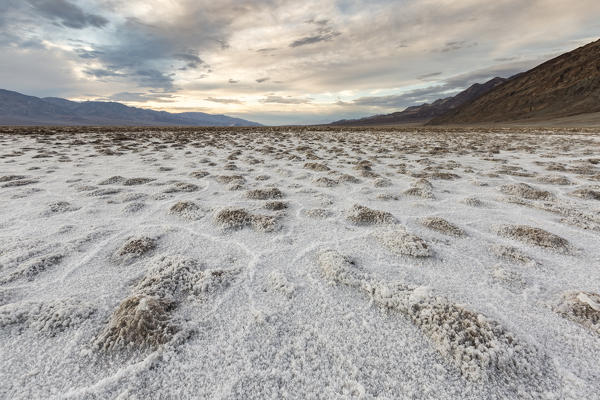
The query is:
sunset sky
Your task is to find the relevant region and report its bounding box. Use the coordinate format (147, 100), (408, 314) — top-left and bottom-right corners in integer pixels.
(1, 0), (599, 125)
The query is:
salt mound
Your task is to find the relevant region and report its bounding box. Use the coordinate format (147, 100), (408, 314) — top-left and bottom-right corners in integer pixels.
(536, 175), (571, 185)
(304, 162), (330, 171)
(404, 179), (434, 199)
(215, 175), (245, 184)
(46, 201), (77, 214)
(430, 172), (460, 180)
(319, 250), (552, 385)
(164, 182), (199, 193)
(2, 253), (64, 283)
(267, 271), (295, 298)
(122, 202), (145, 214)
(246, 187), (284, 200)
(118, 237), (156, 259)
(0, 299), (95, 335)
(135, 256), (202, 299)
(353, 160), (373, 171)
(337, 173), (360, 183)
(499, 183), (554, 201)
(169, 201), (202, 219)
(404, 296), (539, 382)
(304, 208), (332, 219)
(496, 225), (570, 253)
(490, 245), (534, 265)
(94, 294), (177, 351)
(264, 201), (288, 211)
(2, 179), (39, 188)
(555, 291), (600, 335)
(421, 217), (465, 237)
(313, 177), (339, 187)
(317, 250), (364, 288)
(491, 266), (526, 288)
(89, 188), (121, 197)
(190, 170), (209, 178)
(373, 229), (431, 257)
(250, 214), (279, 232)
(98, 176), (125, 185)
(346, 204), (396, 225)
(373, 178), (392, 187)
(123, 177), (154, 186)
(214, 208), (252, 230)
(569, 188), (600, 200)
(462, 197), (483, 207)
(0, 175), (28, 182)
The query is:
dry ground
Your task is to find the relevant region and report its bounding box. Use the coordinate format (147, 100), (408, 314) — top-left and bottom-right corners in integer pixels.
(0, 126), (599, 399)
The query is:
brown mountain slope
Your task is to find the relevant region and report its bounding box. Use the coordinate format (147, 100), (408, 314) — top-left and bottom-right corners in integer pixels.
(329, 77), (506, 126)
(429, 39), (600, 125)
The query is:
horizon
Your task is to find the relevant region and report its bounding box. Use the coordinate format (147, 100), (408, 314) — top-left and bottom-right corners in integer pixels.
(1, 1), (599, 125)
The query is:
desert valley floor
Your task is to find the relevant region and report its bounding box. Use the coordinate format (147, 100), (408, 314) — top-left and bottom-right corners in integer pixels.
(0, 127), (599, 399)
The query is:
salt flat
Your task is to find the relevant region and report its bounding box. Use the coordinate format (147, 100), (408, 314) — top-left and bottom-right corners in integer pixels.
(1, 127), (599, 399)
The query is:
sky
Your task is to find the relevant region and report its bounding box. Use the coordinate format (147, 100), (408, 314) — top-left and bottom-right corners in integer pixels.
(0, 0), (599, 125)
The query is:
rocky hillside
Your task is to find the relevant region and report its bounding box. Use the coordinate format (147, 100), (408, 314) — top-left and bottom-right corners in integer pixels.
(429, 39), (600, 125)
(329, 77), (506, 126)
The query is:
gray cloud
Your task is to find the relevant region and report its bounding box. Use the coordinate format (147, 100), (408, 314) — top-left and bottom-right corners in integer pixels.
(256, 77), (270, 83)
(174, 53), (205, 69)
(75, 49), (103, 59)
(134, 69), (176, 90)
(260, 95), (311, 104)
(205, 97), (242, 104)
(290, 32), (341, 47)
(84, 68), (125, 78)
(438, 41), (478, 52)
(417, 72), (443, 80)
(106, 92), (175, 103)
(26, 0), (108, 29)
(228, 79), (239, 84)
(257, 47), (277, 53)
(290, 19), (341, 47)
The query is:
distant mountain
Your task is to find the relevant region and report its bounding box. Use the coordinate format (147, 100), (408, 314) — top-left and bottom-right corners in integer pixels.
(329, 77), (507, 126)
(429, 39), (600, 125)
(0, 89), (261, 126)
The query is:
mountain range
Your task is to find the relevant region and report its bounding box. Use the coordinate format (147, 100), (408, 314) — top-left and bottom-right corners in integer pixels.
(330, 77), (508, 126)
(331, 38), (600, 126)
(0, 89), (261, 127)
(429, 39), (600, 125)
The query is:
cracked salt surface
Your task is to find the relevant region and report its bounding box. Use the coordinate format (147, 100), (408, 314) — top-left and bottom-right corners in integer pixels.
(0, 127), (599, 399)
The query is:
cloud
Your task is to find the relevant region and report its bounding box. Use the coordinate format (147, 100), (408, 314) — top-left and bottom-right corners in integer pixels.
(174, 53), (205, 69)
(417, 72), (443, 80)
(75, 49), (103, 59)
(260, 95), (311, 104)
(289, 32), (341, 47)
(289, 19), (341, 47)
(84, 68), (125, 78)
(256, 77), (270, 83)
(228, 79), (239, 84)
(26, 0), (108, 29)
(348, 62), (532, 109)
(205, 96), (242, 104)
(437, 41), (478, 53)
(134, 69), (176, 90)
(106, 91), (175, 103)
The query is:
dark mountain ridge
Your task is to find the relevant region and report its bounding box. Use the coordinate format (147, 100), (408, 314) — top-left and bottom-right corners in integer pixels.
(429, 39), (600, 125)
